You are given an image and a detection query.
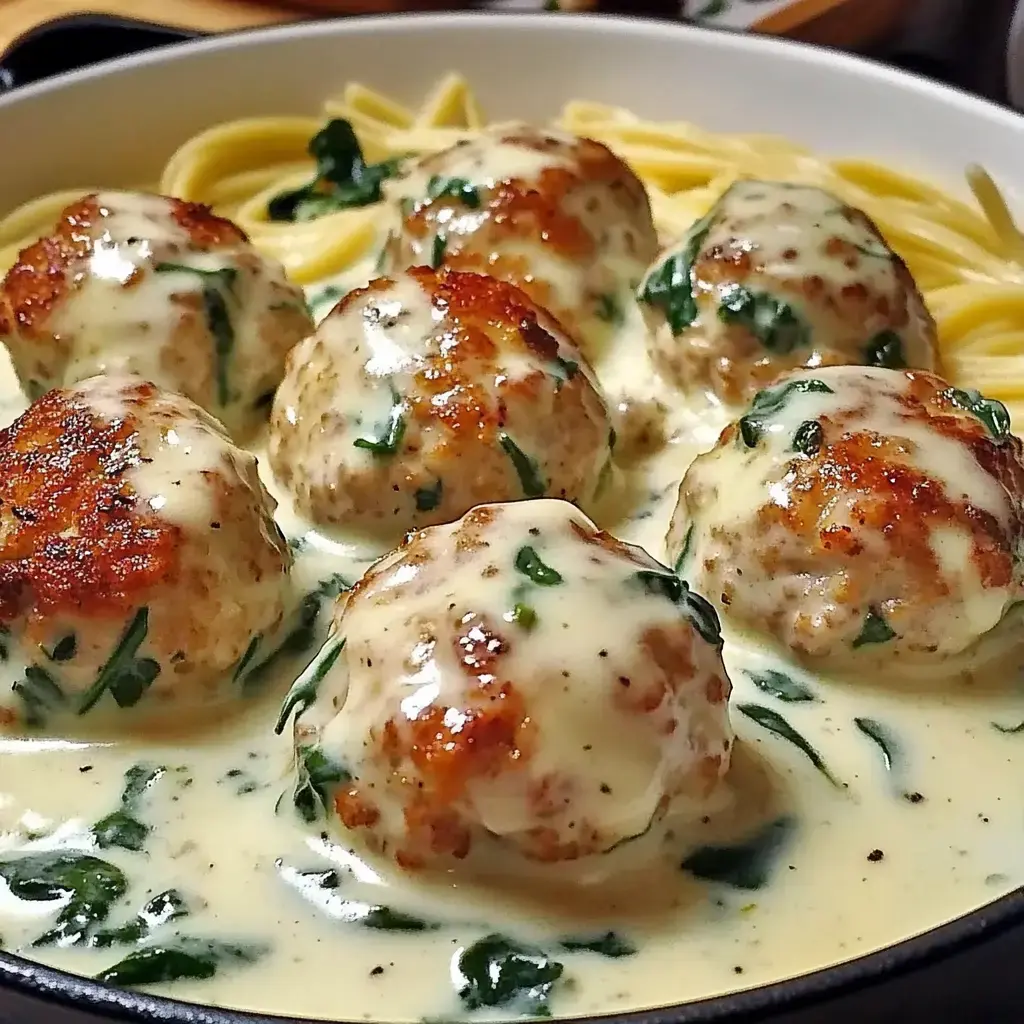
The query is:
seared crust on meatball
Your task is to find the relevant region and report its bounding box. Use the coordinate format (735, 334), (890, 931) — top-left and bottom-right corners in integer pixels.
(285, 499), (732, 873)
(639, 180), (938, 406)
(668, 366), (1024, 679)
(380, 125), (658, 354)
(0, 191), (312, 437)
(269, 268), (614, 538)
(0, 374), (292, 735)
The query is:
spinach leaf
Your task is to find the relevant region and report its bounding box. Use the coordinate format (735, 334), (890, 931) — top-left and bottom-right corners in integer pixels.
(681, 816), (796, 890)
(791, 419), (823, 456)
(274, 635), (347, 735)
(595, 293), (623, 326)
(354, 392), (407, 456)
(94, 937), (265, 987)
(673, 523), (695, 574)
(267, 120), (403, 222)
(738, 378), (834, 449)
(153, 264), (238, 406)
(239, 574), (349, 694)
(852, 607), (896, 649)
(746, 668), (816, 703)
(717, 285), (809, 354)
(864, 330), (906, 369)
(425, 175), (481, 209)
(993, 720), (1024, 734)
(277, 862), (437, 931)
(0, 852), (127, 946)
(77, 608), (160, 715)
(637, 206), (717, 334)
(506, 602), (538, 632)
(293, 746), (349, 823)
(514, 546), (563, 587)
(630, 570), (722, 647)
(454, 934), (564, 1014)
(559, 932), (636, 958)
(737, 703), (842, 788)
(92, 889), (189, 948)
(854, 717), (899, 774)
(940, 386), (1011, 444)
(429, 233), (447, 269)
(92, 763), (165, 853)
(12, 665), (66, 727)
(415, 478), (444, 513)
(499, 433), (546, 497)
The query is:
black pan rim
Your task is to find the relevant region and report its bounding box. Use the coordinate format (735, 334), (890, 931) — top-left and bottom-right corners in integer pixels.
(0, 10), (1023, 1023)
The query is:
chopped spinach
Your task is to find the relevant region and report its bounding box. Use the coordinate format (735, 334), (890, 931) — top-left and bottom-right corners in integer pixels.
(92, 889), (189, 948)
(864, 329), (906, 369)
(238, 574), (348, 694)
(852, 607), (896, 649)
(274, 635), (347, 735)
(514, 546), (563, 587)
(77, 608), (160, 715)
(506, 602), (538, 632)
(94, 937), (265, 987)
(738, 378), (834, 449)
(681, 816), (796, 890)
(44, 634), (77, 663)
(0, 852), (127, 947)
(737, 703), (842, 788)
(429, 233), (448, 269)
(415, 478), (444, 513)
(993, 720), (1024, 734)
(595, 293), (624, 326)
(154, 263), (238, 406)
(499, 433), (546, 497)
(308, 285), (345, 318)
(637, 206), (717, 334)
(630, 570), (722, 647)
(425, 175), (481, 209)
(673, 523), (695, 574)
(92, 763), (165, 853)
(293, 745), (349, 823)
(353, 391), (407, 456)
(854, 717), (899, 774)
(940, 386), (1011, 444)
(277, 862), (437, 931)
(454, 934), (564, 1014)
(550, 355), (579, 387)
(559, 932), (636, 958)
(12, 665), (66, 727)
(791, 419), (824, 457)
(746, 668), (816, 703)
(267, 119), (403, 222)
(717, 285), (809, 354)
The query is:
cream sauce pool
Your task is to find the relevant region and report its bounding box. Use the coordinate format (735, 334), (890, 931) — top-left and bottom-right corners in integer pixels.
(0, 254), (1022, 1024)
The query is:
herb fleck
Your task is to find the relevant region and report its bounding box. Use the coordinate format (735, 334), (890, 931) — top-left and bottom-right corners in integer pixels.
(737, 703), (842, 787)
(864, 329), (906, 369)
(746, 668), (816, 703)
(852, 607), (896, 649)
(425, 175), (481, 209)
(514, 546), (563, 587)
(499, 433), (546, 497)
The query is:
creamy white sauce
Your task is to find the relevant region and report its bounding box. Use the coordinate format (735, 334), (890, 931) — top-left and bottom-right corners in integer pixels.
(0, 216), (1021, 1024)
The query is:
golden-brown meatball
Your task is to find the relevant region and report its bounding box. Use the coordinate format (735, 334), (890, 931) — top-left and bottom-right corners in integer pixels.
(379, 124), (658, 356)
(281, 499), (732, 873)
(0, 191), (313, 437)
(667, 365), (1024, 681)
(0, 374), (292, 735)
(268, 268), (614, 539)
(638, 181), (938, 406)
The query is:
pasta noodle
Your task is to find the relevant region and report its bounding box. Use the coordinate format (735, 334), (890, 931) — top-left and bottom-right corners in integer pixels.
(2, 71), (1023, 420)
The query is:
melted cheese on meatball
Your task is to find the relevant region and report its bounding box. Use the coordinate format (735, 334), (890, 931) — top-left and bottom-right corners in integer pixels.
(286, 499), (732, 874)
(0, 191), (313, 437)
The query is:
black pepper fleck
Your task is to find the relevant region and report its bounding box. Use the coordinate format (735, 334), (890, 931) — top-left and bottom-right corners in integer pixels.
(370, 966), (384, 977)
(867, 849), (884, 862)
(600, 783), (612, 794)
(79, 765), (93, 773)
(904, 791), (925, 804)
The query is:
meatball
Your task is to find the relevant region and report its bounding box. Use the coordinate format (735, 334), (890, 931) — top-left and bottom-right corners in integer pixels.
(667, 365), (1024, 680)
(283, 499), (732, 871)
(0, 374), (292, 735)
(269, 268), (614, 539)
(638, 180), (938, 406)
(0, 191), (313, 438)
(379, 124), (658, 355)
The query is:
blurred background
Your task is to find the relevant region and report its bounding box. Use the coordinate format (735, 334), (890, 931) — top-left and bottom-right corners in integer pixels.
(0, 0), (1016, 105)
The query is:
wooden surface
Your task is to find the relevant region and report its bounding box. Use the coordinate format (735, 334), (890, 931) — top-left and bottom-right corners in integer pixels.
(0, 0), (910, 55)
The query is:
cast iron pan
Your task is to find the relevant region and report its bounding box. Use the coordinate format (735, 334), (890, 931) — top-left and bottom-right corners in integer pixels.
(0, 10), (1022, 1024)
